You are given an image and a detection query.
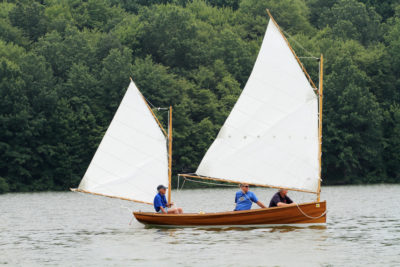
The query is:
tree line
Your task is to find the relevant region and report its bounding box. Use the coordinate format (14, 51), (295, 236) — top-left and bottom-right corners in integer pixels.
(0, 0), (399, 193)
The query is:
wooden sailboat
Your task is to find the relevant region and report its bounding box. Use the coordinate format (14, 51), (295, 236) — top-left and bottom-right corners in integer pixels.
(73, 11), (326, 227)
(134, 202), (326, 226)
(134, 10), (327, 226)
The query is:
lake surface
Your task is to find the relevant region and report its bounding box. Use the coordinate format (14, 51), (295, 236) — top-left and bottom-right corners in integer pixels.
(1, 185), (399, 266)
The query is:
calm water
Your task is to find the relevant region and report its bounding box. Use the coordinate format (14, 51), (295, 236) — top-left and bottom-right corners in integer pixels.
(1, 185), (399, 266)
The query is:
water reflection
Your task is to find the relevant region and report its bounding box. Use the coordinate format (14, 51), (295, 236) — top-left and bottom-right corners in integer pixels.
(144, 223), (327, 233)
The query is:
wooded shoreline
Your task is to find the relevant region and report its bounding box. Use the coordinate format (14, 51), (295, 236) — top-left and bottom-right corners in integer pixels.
(1, 0), (399, 194)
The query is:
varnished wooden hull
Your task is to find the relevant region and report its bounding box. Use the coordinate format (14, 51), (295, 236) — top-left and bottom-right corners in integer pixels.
(133, 201), (326, 227)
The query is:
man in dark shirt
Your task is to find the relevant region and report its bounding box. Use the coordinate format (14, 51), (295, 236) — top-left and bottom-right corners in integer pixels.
(269, 189), (296, 207)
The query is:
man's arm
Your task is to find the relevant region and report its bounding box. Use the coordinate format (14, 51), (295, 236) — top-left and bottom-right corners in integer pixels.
(256, 201), (267, 208)
(159, 206), (167, 214)
(251, 193), (266, 208)
(166, 202), (174, 208)
(277, 202), (296, 207)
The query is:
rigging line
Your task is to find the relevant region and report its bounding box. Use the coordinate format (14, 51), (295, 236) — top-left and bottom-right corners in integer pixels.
(298, 56), (319, 60)
(142, 95), (156, 108)
(182, 177), (238, 187)
(120, 205), (134, 213)
(142, 94), (169, 112)
(129, 215), (135, 225)
(281, 29), (318, 60)
(180, 178), (186, 191)
(295, 203), (327, 219)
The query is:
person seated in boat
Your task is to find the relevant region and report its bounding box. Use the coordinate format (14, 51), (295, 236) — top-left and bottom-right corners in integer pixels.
(234, 183), (267, 211)
(153, 185), (183, 214)
(269, 189), (296, 207)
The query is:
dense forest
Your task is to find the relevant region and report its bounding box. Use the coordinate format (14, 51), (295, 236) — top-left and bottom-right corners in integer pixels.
(0, 0), (399, 193)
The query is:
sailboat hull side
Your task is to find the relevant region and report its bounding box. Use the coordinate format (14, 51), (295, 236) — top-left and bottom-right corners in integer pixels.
(133, 201), (326, 227)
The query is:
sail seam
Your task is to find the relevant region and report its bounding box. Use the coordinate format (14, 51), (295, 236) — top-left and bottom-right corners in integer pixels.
(221, 97), (317, 139)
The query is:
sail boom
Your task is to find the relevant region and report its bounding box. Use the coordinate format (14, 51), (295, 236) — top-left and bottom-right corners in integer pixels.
(178, 174), (318, 194)
(70, 188), (153, 205)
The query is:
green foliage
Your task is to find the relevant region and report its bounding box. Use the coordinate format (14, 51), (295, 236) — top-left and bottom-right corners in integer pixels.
(383, 104), (400, 182)
(9, 1), (47, 41)
(317, 0), (382, 45)
(0, 177), (9, 194)
(0, 0), (399, 192)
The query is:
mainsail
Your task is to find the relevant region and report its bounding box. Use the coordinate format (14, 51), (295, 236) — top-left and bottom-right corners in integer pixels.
(77, 81), (168, 204)
(195, 18), (319, 193)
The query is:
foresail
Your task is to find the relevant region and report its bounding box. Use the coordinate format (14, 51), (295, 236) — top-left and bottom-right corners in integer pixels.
(196, 19), (319, 193)
(78, 81), (168, 204)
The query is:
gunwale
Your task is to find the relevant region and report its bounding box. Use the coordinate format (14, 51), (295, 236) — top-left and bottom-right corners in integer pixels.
(133, 201), (326, 226)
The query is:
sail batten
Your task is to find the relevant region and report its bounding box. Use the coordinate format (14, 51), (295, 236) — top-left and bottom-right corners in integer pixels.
(78, 81), (168, 204)
(195, 18), (319, 193)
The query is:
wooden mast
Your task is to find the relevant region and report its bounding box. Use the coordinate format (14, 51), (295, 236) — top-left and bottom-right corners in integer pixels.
(317, 54), (323, 202)
(266, 9), (318, 93)
(168, 106), (173, 203)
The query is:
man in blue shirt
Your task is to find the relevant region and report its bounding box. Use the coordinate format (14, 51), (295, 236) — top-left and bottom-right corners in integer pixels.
(234, 183), (267, 211)
(153, 185), (183, 214)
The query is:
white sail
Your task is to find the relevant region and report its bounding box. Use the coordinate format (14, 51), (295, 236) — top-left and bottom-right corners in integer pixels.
(196, 19), (319, 193)
(78, 81), (168, 204)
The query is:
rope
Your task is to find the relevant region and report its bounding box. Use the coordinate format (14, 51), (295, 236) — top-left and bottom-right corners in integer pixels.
(298, 56), (319, 60)
(180, 178), (186, 190)
(129, 215), (135, 225)
(142, 94), (168, 113)
(117, 204), (137, 226)
(142, 95), (156, 108)
(295, 203), (327, 219)
(75, 190), (137, 225)
(281, 29), (319, 60)
(119, 205), (136, 225)
(181, 177), (238, 187)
